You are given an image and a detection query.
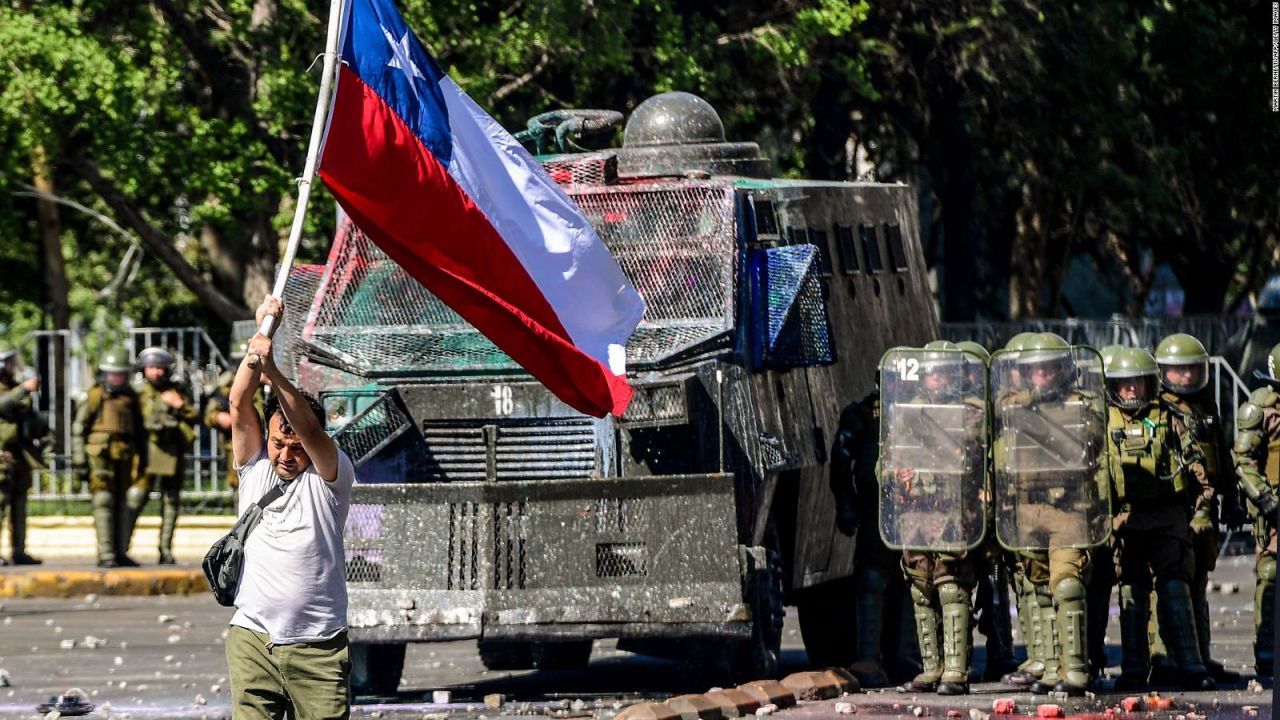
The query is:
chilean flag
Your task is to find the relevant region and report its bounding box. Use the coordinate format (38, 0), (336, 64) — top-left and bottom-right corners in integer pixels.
(317, 0), (645, 417)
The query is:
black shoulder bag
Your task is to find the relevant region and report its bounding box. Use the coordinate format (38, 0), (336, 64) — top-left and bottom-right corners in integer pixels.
(203, 483), (285, 607)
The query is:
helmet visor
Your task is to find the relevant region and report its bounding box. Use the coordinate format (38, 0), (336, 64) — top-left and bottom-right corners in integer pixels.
(1108, 375), (1156, 409)
(1158, 359), (1208, 394)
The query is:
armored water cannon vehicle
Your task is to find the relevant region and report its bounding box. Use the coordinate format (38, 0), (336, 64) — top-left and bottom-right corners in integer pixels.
(294, 91), (939, 692)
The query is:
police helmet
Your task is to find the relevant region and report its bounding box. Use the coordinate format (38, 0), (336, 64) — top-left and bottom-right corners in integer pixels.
(138, 346), (176, 369)
(98, 347), (133, 374)
(1155, 333), (1209, 395)
(956, 340), (991, 366)
(0, 340), (16, 363)
(1106, 347), (1159, 410)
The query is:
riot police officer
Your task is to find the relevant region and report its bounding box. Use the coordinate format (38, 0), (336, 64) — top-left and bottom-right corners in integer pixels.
(832, 379), (902, 688)
(127, 347), (197, 564)
(1083, 344), (1127, 678)
(1231, 340), (1280, 677)
(203, 340), (264, 493)
(957, 340), (1019, 681)
(992, 333), (1111, 695)
(0, 342), (46, 565)
(1151, 334), (1239, 683)
(73, 347), (146, 568)
(882, 341), (986, 695)
(1105, 347), (1214, 690)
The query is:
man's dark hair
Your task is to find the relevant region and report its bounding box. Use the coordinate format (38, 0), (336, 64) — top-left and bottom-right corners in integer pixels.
(262, 391), (327, 437)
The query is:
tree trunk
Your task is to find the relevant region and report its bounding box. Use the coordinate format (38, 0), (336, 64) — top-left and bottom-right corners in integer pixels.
(30, 144), (70, 330)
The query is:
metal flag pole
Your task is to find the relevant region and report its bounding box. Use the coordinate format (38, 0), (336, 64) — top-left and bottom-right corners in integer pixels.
(249, 0), (345, 365)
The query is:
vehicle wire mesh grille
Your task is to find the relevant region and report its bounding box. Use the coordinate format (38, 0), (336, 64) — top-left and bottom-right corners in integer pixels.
(754, 244), (835, 367)
(330, 392), (414, 466)
(540, 151), (618, 186)
(420, 419), (596, 481)
(302, 184), (736, 374)
(278, 264), (324, 382)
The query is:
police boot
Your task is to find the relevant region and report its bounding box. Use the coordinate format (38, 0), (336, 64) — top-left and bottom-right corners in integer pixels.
(1255, 556), (1276, 677)
(158, 485), (179, 564)
(937, 583), (972, 695)
(1156, 578), (1214, 691)
(903, 585), (942, 693)
(849, 565), (892, 688)
(9, 489), (40, 565)
(1114, 583), (1151, 691)
(1193, 575), (1238, 683)
(1029, 584), (1062, 694)
(1051, 577), (1089, 696)
(92, 491), (118, 568)
(1148, 591), (1179, 685)
(1085, 561), (1114, 678)
(978, 563), (1019, 681)
(116, 482), (148, 566)
(1002, 575), (1044, 687)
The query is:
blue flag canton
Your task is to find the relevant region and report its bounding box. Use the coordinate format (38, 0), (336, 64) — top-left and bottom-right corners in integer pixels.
(341, 0), (453, 165)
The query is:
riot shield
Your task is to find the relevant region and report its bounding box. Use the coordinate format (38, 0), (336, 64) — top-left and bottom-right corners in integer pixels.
(878, 348), (989, 552)
(990, 346), (1111, 551)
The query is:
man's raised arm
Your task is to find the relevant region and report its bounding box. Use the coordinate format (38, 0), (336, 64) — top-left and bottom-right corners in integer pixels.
(246, 295), (340, 482)
(229, 308), (269, 468)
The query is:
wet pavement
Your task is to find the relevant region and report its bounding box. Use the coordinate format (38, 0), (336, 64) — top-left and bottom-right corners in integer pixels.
(0, 555), (1271, 719)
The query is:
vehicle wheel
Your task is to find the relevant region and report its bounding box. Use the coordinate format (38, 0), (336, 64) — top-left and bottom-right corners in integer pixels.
(350, 642), (406, 696)
(531, 640), (593, 669)
(477, 641), (534, 670)
(795, 577), (858, 667)
(726, 547), (785, 682)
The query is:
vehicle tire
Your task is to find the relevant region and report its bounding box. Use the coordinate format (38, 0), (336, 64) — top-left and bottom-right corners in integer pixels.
(531, 640), (593, 669)
(350, 642), (407, 696)
(794, 577), (858, 667)
(477, 641), (535, 670)
(726, 547), (785, 682)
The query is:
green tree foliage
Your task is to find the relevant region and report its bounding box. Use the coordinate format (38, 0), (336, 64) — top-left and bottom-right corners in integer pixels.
(0, 0), (1272, 344)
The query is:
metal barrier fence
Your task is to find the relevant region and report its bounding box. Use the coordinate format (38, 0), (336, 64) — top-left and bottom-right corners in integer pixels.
(940, 314), (1252, 358)
(22, 327), (233, 502)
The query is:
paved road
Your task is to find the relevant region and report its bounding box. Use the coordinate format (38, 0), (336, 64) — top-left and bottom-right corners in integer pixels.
(0, 555), (1270, 719)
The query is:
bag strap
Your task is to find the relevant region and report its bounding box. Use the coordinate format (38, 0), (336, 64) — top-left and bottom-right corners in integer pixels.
(255, 483), (286, 512)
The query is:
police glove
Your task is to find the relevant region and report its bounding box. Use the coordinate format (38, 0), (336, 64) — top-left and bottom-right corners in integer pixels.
(1220, 491), (1248, 531)
(1255, 490), (1280, 520)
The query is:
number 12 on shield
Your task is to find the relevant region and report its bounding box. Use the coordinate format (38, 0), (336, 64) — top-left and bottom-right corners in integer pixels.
(895, 357), (919, 381)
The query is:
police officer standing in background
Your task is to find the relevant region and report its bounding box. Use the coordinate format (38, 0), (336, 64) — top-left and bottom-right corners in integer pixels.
(1105, 347), (1214, 690)
(204, 340), (266, 494)
(73, 347), (146, 568)
(1231, 341), (1280, 678)
(125, 347), (197, 564)
(0, 342), (46, 565)
(1152, 333), (1241, 683)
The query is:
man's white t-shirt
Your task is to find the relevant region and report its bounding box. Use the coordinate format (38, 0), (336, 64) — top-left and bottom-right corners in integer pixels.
(230, 447), (355, 644)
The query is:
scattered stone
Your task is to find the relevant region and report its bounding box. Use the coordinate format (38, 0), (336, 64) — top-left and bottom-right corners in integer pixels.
(1248, 679), (1265, 694)
(59, 639), (76, 650)
(432, 690), (451, 704)
(992, 699), (1016, 715)
(947, 711), (963, 718)
(53, 626), (62, 634)
(1035, 705), (1063, 719)
(1050, 692), (1068, 702)
(0, 670), (8, 687)
(118, 681), (128, 690)
(484, 694), (504, 709)
(1220, 582), (1239, 594)
(1187, 713), (1206, 720)
(113, 656), (124, 666)
(119, 642), (127, 650)
(754, 705), (776, 717)
(969, 710), (989, 720)
(82, 636), (106, 649)
(2, 617), (10, 625)
(157, 615), (175, 624)
(570, 699), (587, 712)
(370, 712), (383, 719)
(211, 684), (222, 694)
(164, 655), (175, 663)
(194, 694), (206, 706)
(1175, 715), (1186, 720)
(82, 594), (96, 605)
(1243, 707), (1259, 717)
(1121, 697), (1143, 713)
(44, 618), (54, 626)
(912, 707), (926, 717)
(1149, 698), (1174, 711)
(167, 635), (182, 644)
(835, 702), (857, 715)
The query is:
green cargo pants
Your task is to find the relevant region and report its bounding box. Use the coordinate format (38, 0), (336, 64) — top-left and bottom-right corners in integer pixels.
(226, 626), (350, 720)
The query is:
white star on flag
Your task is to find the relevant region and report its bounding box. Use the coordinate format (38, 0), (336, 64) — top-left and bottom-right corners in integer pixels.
(382, 27), (425, 96)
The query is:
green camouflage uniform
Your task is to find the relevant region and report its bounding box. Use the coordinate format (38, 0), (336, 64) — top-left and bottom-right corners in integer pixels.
(73, 383), (146, 565)
(0, 373), (47, 564)
(126, 378), (197, 562)
(1232, 383), (1280, 675)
